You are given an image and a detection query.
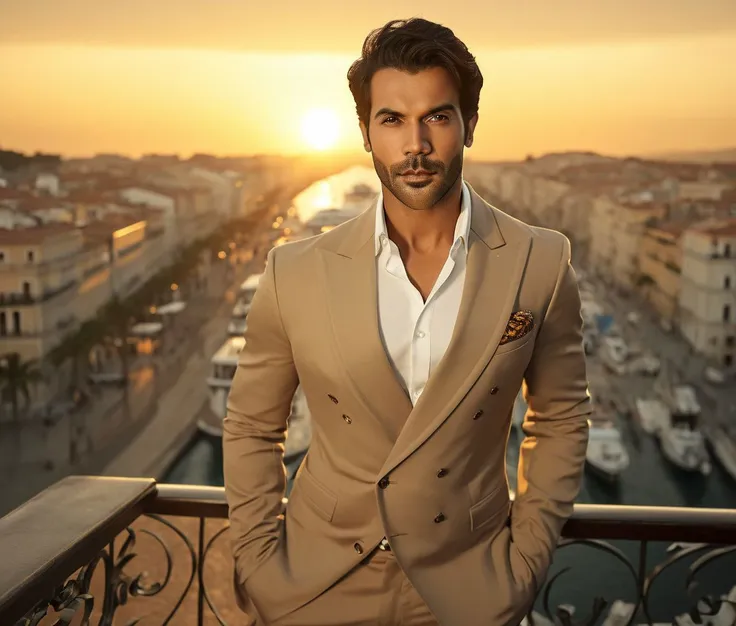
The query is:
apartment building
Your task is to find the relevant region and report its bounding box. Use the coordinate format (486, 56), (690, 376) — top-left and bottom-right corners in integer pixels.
(679, 218), (736, 367)
(0, 224), (83, 366)
(589, 199), (666, 292)
(0, 210), (170, 406)
(637, 221), (690, 323)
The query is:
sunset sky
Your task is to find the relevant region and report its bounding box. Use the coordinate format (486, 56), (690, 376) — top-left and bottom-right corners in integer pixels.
(1, 0), (735, 161)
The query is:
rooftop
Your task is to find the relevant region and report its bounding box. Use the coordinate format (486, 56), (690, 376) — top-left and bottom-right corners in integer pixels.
(0, 223), (79, 245)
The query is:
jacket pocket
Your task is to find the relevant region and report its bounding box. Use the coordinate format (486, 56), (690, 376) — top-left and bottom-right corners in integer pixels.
(292, 463), (338, 523)
(469, 486), (510, 531)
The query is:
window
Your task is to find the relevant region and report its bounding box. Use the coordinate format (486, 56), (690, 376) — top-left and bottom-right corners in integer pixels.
(726, 243), (732, 258)
(27, 250), (34, 262)
(727, 276), (732, 289)
(725, 354), (733, 367)
(727, 336), (735, 347)
(12, 311), (21, 335)
(0, 251), (4, 262)
(0, 312), (5, 336)
(725, 305), (732, 323)
(22, 281), (31, 299)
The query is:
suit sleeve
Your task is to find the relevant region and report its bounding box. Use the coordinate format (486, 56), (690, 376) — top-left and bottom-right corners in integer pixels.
(512, 234), (591, 584)
(223, 247), (299, 585)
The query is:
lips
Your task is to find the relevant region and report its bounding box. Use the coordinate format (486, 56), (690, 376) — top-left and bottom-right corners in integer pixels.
(402, 170), (435, 176)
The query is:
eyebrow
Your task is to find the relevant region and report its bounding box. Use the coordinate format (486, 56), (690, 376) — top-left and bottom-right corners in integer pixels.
(373, 103), (456, 120)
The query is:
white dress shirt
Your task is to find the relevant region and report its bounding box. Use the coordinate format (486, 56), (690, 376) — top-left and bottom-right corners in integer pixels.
(375, 181), (472, 406)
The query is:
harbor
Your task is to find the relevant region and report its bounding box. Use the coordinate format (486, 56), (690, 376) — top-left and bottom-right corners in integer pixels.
(162, 166), (736, 622)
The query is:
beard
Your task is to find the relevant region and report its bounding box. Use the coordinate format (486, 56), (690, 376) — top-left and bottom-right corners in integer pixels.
(372, 151), (464, 211)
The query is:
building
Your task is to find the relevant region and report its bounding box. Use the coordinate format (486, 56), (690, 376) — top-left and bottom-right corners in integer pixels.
(0, 224), (83, 370)
(636, 221), (691, 324)
(678, 217), (736, 367)
(0, 210), (170, 406)
(589, 199), (666, 292)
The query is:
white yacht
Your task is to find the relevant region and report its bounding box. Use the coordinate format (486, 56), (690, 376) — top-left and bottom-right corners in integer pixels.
(585, 412), (630, 482)
(198, 336), (311, 459)
(652, 366), (711, 475)
(203, 336), (244, 428)
(227, 299), (250, 337)
(238, 272), (264, 303)
(704, 423), (736, 483)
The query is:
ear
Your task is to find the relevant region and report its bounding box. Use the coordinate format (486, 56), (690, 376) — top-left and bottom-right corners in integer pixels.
(359, 120), (371, 152)
(464, 113), (479, 148)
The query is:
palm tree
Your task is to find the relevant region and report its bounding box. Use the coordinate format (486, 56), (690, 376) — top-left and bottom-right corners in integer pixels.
(0, 353), (44, 420)
(48, 318), (106, 394)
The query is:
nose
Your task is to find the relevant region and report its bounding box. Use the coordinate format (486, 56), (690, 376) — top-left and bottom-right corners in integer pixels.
(403, 120), (431, 157)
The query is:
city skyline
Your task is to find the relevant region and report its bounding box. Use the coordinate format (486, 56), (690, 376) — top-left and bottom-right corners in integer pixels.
(1, 0), (735, 160)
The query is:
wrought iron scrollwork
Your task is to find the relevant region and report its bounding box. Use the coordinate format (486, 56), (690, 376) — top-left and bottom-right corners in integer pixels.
(529, 537), (641, 626)
(643, 542), (736, 625)
(199, 521), (232, 626)
(15, 514), (197, 626)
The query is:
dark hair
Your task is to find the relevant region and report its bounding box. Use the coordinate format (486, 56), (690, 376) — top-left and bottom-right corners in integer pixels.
(347, 18), (483, 131)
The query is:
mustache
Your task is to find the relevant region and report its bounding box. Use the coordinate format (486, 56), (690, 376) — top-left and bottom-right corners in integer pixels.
(391, 157), (444, 175)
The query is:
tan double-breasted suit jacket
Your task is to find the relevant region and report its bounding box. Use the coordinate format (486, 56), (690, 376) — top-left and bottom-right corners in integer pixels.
(223, 184), (591, 625)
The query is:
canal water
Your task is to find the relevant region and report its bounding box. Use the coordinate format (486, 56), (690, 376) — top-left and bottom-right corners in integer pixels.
(164, 167), (736, 623)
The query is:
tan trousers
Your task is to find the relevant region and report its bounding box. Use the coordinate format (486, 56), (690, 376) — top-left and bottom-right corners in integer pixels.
(244, 547), (439, 626)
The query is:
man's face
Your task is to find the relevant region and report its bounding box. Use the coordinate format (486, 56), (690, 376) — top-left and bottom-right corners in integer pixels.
(360, 66), (477, 211)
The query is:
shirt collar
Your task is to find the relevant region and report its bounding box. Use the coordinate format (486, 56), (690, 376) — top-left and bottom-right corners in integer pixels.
(374, 180), (472, 257)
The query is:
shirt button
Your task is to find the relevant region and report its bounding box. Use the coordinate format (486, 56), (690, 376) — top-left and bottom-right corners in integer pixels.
(434, 513), (446, 524)
(342, 414), (352, 424)
(354, 542), (364, 554)
(437, 468), (449, 478)
(415, 330), (426, 339)
(378, 476), (390, 489)
(490, 387), (499, 395)
(328, 394), (339, 404)
(473, 410), (484, 420)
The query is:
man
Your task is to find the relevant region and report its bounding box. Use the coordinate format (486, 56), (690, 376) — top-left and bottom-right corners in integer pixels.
(224, 17), (591, 626)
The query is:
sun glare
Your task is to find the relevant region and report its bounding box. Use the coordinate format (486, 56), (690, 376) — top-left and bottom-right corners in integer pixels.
(301, 108), (340, 151)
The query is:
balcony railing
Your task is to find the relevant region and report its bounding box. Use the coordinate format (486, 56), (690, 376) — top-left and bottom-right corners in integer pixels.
(0, 476), (735, 626)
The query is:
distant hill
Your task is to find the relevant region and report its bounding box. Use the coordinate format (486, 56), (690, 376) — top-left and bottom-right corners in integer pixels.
(641, 147), (736, 164)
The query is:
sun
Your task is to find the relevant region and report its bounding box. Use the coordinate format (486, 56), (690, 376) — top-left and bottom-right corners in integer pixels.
(301, 108), (340, 151)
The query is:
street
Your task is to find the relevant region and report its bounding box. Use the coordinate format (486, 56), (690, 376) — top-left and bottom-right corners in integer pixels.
(584, 275), (736, 423)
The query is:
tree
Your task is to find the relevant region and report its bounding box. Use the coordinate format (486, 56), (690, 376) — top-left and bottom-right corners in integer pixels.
(0, 353), (44, 420)
(99, 296), (135, 382)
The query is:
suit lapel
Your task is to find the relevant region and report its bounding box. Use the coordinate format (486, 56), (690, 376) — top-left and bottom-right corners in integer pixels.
(318, 204), (413, 439)
(379, 188), (532, 476)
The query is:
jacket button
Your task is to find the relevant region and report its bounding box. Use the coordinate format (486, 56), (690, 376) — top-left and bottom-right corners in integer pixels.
(342, 414), (352, 424)
(437, 468), (448, 478)
(354, 542), (363, 554)
(490, 387), (499, 395)
(473, 410), (484, 420)
(378, 476), (390, 489)
(434, 513), (446, 523)
(328, 394), (338, 404)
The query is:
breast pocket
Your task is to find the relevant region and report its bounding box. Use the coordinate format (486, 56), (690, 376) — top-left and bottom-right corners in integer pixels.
(494, 334), (534, 357)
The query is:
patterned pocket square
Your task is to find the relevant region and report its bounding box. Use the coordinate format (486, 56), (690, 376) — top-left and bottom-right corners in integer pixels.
(499, 310), (535, 345)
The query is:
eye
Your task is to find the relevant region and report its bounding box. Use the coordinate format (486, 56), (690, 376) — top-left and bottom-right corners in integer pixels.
(428, 114), (449, 122)
(381, 116), (399, 125)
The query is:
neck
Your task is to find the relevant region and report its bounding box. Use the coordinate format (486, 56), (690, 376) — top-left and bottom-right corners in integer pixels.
(382, 179), (464, 254)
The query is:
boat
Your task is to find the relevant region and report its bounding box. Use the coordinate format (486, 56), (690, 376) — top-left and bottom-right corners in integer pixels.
(227, 299), (250, 337)
(635, 397), (670, 435)
(238, 272), (264, 303)
(198, 335), (311, 460)
(703, 423), (736, 482)
(585, 410), (630, 482)
(303, 207), (361, 235)
(651, 363), (711, 475)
